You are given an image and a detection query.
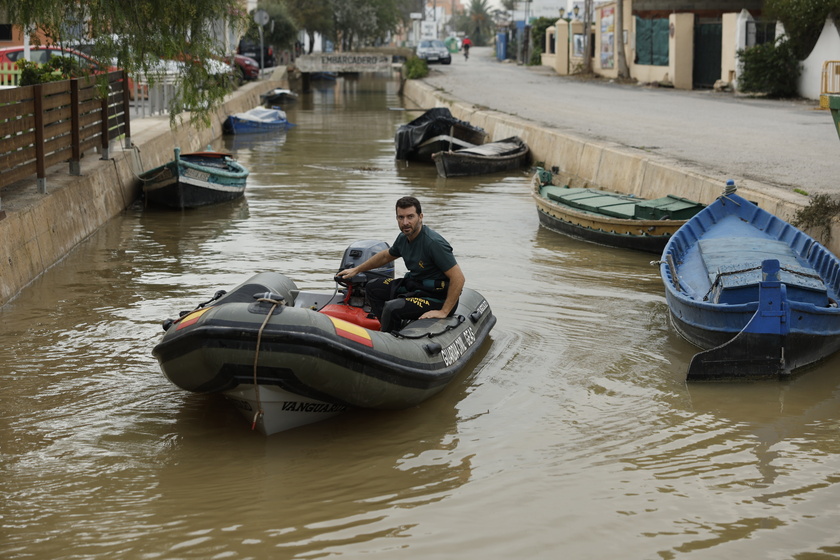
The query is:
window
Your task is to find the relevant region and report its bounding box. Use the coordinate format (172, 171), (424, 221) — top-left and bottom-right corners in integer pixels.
(746, 20), (776, 47)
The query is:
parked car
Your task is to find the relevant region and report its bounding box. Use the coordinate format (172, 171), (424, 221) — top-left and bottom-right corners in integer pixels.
(237, 39), (274, 68)
(416, 40), (451, 65)
(230, 54), (260, 83)
(0, 44), (118, 76)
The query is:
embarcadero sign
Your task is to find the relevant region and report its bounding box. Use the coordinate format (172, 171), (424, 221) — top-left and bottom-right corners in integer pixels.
(295, 53), (392, 73)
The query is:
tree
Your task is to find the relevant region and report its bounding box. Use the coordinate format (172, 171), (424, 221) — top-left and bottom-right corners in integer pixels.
(242, 1), (298, 54)
(452, 0), (493, 45)
(1, 0), (249, 126)
(615, 0), (629, 78)
(765, 0), (840, 60)
(582, 0), (592, 73)
(284, 0), (332, 54)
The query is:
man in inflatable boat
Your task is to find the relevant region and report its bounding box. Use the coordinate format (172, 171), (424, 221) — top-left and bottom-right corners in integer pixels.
(337, 196), (465, 332)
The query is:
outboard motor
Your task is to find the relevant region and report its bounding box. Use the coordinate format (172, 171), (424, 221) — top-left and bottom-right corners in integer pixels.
(337, 240), (394, 308)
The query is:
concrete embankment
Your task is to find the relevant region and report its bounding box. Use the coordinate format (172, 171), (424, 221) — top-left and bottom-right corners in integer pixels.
(402, 78), (840, 256)
(0, 73), (287, 307)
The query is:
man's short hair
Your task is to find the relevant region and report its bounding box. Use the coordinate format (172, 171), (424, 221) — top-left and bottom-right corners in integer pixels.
(396, 196), (421, 215)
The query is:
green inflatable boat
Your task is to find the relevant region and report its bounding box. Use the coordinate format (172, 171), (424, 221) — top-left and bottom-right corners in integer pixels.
(152, 240), (496, 435)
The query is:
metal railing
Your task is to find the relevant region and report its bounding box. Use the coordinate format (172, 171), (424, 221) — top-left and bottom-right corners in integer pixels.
(820, 61), (840, 109)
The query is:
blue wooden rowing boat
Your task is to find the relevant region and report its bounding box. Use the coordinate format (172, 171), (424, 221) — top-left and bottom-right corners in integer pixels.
(140, 148), (249, 209)
(223, 107), (292, 135)
(659, 182), (840, 380)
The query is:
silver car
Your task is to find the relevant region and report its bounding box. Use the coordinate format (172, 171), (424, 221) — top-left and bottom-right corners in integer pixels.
(416, 39), (452, 65)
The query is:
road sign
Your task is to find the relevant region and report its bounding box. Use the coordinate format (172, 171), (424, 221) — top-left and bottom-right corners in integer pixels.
(254, 9), (269, 26)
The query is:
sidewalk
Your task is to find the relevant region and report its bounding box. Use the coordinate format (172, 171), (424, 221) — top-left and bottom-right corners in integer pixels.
(421, 47), (838, 198)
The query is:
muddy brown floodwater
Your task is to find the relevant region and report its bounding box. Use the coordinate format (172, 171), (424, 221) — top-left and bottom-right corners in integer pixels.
(2, 73), (840, 559)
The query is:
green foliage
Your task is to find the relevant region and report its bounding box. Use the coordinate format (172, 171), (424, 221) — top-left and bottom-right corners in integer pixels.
(737, 38), (802, 98)
(528, 17), (555, 66)
(16, 55), (82, 86)
(4, 0), (248, 126)
(244, 2), (298, 50)
(451, 0), (494, 46)
(765, 0), (840, 59)
(403, 56), (428, 79)
(284, 0), (332, 54)
(791, 194), (840, 243)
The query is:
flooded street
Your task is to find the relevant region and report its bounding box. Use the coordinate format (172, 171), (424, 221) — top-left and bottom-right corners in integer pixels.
(2, 74), (840, 559)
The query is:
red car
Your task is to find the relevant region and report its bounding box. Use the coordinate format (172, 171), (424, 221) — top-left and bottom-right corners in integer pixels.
(0, 44), (138, 94)
(0, 45), (117, 75)
(229, 54), (260, 83)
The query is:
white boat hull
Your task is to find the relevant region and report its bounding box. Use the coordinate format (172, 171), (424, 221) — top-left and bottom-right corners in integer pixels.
(224, 384), (349, 435)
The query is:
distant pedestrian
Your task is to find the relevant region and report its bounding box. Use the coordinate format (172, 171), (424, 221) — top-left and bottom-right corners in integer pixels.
(462, 37), (472, 60)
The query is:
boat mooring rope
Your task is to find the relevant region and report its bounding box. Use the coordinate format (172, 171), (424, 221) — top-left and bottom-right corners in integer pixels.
(251, 295), (285, 430)
(719, 179), (741, 205)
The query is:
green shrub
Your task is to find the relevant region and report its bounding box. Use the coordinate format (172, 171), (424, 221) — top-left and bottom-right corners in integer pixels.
(792, 193), (840, 244)
(737, 38), (801, 98)
(403, 56), (429, 79)
(528, 17), (556, 66)
(17, 55), (83, 86)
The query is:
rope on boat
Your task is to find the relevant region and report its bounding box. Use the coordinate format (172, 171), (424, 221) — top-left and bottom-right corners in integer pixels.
(719, 179), (741, 205)
(251, 295), (285, 430)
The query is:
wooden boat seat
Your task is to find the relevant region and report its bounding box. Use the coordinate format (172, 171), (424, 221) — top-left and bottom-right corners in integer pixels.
(544, 187), (638, 219)
(417, 135), (476, 151)
(699, 237), (829, 305)
(455, 141), (521, 157)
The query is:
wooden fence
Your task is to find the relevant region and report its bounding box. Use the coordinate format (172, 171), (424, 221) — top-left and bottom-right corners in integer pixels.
(1, 62), (22, 86)
(0, 70), (131, 203)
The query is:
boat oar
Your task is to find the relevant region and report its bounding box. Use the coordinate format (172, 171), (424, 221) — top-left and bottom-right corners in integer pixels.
(388, 107), (437, 111)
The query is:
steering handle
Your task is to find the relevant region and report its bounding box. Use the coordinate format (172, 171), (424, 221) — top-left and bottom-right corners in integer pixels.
(334, 271), (367, 287)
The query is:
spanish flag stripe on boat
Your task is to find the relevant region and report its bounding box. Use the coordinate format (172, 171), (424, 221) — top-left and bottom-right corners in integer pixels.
(328, 316), (373, 347)
(176, 308), (212, 330)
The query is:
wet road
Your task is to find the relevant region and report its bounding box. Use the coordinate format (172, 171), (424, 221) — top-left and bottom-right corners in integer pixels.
(423, 46), (839, 198)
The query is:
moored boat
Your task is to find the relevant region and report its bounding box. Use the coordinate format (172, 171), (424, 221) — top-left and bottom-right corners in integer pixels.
(394, 107), (486, 162)
(223, 107), (292, 135)
(140, 148), (249, 209)
(152, 240), (496, 434)
(533, 169), (705, 253)
(659, 181), (840, 381)
(433, 136), (530, 177)
(260, 87), (298, 106)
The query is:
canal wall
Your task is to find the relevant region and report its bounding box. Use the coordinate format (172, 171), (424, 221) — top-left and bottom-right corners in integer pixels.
(0, 73), (288, 307)
(402, 79), (840, 256)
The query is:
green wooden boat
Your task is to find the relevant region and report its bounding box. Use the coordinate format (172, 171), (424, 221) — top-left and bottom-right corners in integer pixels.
(533, 171), (705, 253)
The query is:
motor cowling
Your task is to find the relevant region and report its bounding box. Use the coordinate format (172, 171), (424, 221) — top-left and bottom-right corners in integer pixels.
(337, 240), (394, 311)
(339, 240), (394, 282)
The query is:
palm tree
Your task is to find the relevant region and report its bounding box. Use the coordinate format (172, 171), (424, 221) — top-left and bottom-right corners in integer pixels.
(467, 0), (493, 45)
